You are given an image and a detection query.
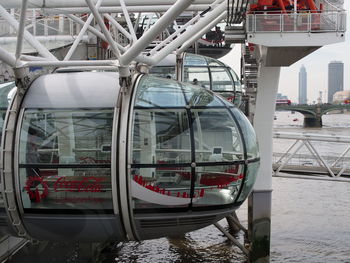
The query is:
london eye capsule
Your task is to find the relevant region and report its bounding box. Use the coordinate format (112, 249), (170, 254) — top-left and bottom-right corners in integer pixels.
(150, 53), (243, 106)
(0, 71), (259, 242)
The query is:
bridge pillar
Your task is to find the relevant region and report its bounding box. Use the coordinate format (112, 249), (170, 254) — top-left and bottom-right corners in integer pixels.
(304, 116), (322, 127)
(304, 105), (322, 127)
(249, 66), (280, 262)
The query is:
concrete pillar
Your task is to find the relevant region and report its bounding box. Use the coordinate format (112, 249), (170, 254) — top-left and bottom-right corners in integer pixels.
(249, 66), (280, 263)
(304, 106), (322, 127)
(303, 116), (322, 127)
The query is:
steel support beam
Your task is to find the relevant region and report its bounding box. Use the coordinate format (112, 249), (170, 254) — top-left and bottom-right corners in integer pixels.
(249, 66), (281, 262)
(85, 0), (122, 58)
(119, 0), (194, 66)
(15, 0), (29, 60)
(151, 1), (225, 64)
(42, 5), (211, 14)
(0, 0), (214, 9)
(0, 5), (57, 61)
(176, 11), (226, 54)
(64, 0), (103, 60)
(0, 47), (17, 68)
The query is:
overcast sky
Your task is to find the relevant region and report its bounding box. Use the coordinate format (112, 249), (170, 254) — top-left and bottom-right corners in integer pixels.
(220, 2), (349, 103)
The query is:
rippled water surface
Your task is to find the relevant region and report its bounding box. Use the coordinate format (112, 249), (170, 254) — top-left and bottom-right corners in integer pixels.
(10, 112), (350, 262)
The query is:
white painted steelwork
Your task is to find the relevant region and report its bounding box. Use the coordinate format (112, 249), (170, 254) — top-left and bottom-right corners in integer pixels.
(246, 10), (346, 47)
(0, 0), (227, 71)
(0, 0), (215, 8)
(253, 67), (280, 191)
(63, 0), (103, 61)
(0, 36), (89, 44)
(0, 5), (57, 60)
(247, 11), (347, 33)
(41, 5), (211, 14)
(273, 132), (350, 178)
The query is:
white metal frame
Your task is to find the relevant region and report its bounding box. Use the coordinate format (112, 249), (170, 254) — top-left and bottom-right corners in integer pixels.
(274, 132), (350, 178)
(246, 6), (347, 34)
(0, 0), (229, 76)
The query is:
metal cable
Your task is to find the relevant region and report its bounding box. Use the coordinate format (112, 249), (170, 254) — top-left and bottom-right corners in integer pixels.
(226, 0), (249, 25)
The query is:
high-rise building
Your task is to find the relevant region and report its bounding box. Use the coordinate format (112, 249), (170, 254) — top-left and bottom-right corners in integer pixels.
(298, 65), (307, 104)
(328, 61), (344, 103)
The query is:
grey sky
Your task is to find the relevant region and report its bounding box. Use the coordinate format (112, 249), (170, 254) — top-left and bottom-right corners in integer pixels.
(220, 2), (349, 103)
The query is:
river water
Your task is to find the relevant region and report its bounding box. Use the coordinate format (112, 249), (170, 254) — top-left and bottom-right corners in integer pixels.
(10, 111), (350, 262)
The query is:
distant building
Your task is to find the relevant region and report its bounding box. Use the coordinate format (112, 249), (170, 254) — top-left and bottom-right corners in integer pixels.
(333, 90), (350, 104)
(298, 65), (307, 104)
(328, 61), (344, 103)
(276, 93), (288, 100)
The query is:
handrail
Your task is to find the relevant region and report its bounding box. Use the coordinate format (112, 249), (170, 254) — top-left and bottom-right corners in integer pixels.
(322, 0), (345, 12)
(273, 132), (350, 143)
(273, 132), (350, 178)
(247, 10), (346, 33)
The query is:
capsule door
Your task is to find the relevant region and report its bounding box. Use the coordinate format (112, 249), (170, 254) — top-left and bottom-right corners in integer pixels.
(13, 72), (126, 242)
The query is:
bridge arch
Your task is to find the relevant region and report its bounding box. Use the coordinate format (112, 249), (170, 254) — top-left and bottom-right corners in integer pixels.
(276, 104), (350, 127)
(276, 106), (320, 127)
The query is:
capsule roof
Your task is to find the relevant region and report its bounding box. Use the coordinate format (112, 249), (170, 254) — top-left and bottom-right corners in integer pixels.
(23, 72), (120, 108)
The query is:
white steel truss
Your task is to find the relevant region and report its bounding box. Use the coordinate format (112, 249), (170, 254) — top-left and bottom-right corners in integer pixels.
(0, 0), (233, 79)
(273, 132), (350, 179)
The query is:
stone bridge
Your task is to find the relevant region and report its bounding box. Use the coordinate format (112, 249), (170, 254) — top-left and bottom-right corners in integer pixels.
(276, 103), (350, 127)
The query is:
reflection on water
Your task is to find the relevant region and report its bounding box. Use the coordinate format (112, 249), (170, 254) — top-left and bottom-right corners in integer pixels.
(271, 177), (350, 263)
(105, 225), (246, 262)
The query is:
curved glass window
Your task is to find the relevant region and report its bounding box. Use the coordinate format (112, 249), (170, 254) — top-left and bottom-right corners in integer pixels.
(130, 75), (259, 212)
(135, 77), (186, 107)
(230, 107), (259, 158)
(183, 67), (210, 89)
(193, 164), (245, 207)
(236, 162), (259, 203)
(183, 53), (207, 66)
(211, 67), (234, 92)
(229, 68), (242, 92)
(149, 66), (176, 80)
(207, 58), (223, 67)
(182, 85), (223, 107)
(150, 53), (243, 106)
(132, 109), (191, 164)
(192, 109), (243, 162)
(19, 109), (113, 212)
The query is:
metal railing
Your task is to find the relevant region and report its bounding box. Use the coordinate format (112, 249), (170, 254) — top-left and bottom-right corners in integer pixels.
(273, 132), (350, 178)
(0, 16), (81, 38)
(247, 10), (346, 33)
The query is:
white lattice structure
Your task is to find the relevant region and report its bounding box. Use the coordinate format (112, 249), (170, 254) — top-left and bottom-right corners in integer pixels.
(0, 0), (234, 81)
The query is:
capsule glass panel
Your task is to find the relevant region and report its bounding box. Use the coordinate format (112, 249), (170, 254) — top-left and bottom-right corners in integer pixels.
(183, 67), (210, 88)
(230, 107), (259, 159)
(132, 109), (191, 164)
(18, 109), (113, 212)
(229, 68), (242, 92)
(236, 162), (259, 203)
(148, 66), (176, 80)
(182, 85), (223, 107)
(135, 77), (186, 107)
(192, 164), (244, 207)
(191, 109), (243, 163)
(183, 53), (242, 106)
(183, 53), (207, 66)
(210, 67), (234, 92)
(130, 75), (258, 212)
